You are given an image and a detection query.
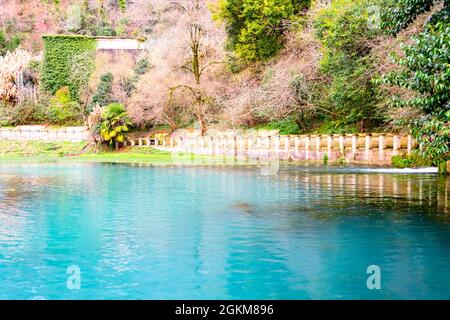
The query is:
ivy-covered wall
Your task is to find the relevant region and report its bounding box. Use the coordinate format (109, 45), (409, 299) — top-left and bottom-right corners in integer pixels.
(41, 35), (97, 100)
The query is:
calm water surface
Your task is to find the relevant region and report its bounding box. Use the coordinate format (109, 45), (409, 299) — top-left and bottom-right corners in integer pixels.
(0, 162), (449, 299)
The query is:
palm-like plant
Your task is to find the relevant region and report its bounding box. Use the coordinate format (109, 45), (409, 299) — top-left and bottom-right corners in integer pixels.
(99, 103), (132, 147)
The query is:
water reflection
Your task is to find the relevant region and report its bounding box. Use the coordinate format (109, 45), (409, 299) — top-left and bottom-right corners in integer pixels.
(0, 175), (63, 243)
(277, 168), (450, 216)
(0, 163), (449, 299)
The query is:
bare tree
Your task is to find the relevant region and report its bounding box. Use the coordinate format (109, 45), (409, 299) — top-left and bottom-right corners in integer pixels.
(167, 0), (224, 135)
(127, 0), (226, 133)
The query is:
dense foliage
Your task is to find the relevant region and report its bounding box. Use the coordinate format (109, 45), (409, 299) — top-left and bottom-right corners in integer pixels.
(382, 4), (449, 169)
(411, 112), (450, 168)
(381, 0), (436, 35)
(92, 72), (114, 107)
(1, 0), (449, 169)
(313, 0), (383, 131)
(0, 30), (21, 56)
(218, 0), (295, 61)
(99, 103), (132, 146)
(261, 117), (300, 135)
(48, 86), (83, 125)
(383, 7), (449, 114)
(122, 56), (151, 97)
(41, 35), (96, 100)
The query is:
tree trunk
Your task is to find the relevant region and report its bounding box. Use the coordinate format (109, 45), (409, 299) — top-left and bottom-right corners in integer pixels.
(197, 114), (207, 136)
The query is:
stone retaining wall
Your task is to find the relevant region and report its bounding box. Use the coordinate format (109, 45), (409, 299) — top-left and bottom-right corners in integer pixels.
(0, 126), (419, 166)
(0, 126), (88, 142)
(155, 133), (416, 165)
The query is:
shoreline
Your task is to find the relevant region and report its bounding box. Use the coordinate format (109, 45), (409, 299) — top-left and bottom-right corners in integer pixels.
(0, 154), (439, 174)
(0, 140), (439, 173)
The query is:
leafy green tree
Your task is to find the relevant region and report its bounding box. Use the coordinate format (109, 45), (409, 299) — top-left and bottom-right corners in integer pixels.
(92, 72), (114, 107)
(382, 5), (449, 170)
(383, 7), (449, 114)
(314, 0), (383, 131)
(381, 0), (449, 35)
(217, 0), (245, 50)
(48, 86), (83, 125)
(219, 0), (294, 62)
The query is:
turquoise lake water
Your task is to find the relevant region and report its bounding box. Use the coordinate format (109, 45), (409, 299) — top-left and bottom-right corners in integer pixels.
(0, 162), (449, 300)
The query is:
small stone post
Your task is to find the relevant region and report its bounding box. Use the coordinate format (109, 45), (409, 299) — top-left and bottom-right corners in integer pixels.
(407, 135), (413, 154)
(274, 136), (281, 151)
(327, 135), (332, 158)
(339, 135), (345, 155)
(248, 137), (253, 156)
(379, 134), (385, 160)
(232, 136), (237, 157)
(294, 136), (300, 154)
(265, 137), (270, 150)
(365, 135), (371, 161)
(285, 136), (290, 155)
(304, 136), (310, 160)
(208, 137), (214, 155)
(193, 137), (198, 154)
(315, 135), (321, 159)
(256, 137), (261, 151)
(351, 135), (357, 155)
(393, 135), (399, 156)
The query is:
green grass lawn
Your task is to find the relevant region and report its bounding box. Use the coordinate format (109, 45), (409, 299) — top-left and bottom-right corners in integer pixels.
(0, 141), (87, 158)
(0, 141), (174, 163)
(0, 141), (242, 165)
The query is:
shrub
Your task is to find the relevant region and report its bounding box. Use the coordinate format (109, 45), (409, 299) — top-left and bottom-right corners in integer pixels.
(322, 153), (329, 165)
(116, 18), (129, 36)
(92, 72), (114, 107)
(47, 87), (83, 125)
(0, 30), (21, 56)
(99, 103), (132, 147)
(0, 100), (46, 126)
(381, 0), (435, 35)
(292, 0), (311, 13)
(411, 111), (450, 170)
(95, 22), (116, 37)
(134, 57), (151, 76)
(391, 153), (432, 168)
(264, 117), (300, 135)
(122, 56), (151, 97)
(0, 48), (33, 103)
